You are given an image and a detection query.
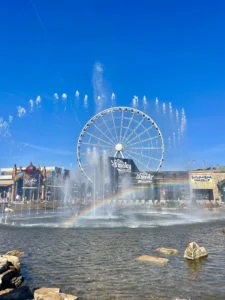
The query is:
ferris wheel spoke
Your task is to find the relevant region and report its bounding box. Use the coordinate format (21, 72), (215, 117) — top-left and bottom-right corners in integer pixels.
(121, 112), (135, 144)
(100, 115), (117, 144)
(128, 136), (159, 147)
(126, 125), (154, 145)
(83, 131), (114, 147)
(111, 111), (119, 142)
(125, 150), (148, 170)
(124, 130), (142, 150)
(119, 110), (124, 143)
(123, 117), (145, 145)
(91, 122), (115, 146)
(127, 149), (161, 161)
(131, 147), (163, 150)
(80, 142), (113, 150)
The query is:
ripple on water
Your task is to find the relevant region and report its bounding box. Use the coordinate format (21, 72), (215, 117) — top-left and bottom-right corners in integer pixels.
(0, 214), (225, 299)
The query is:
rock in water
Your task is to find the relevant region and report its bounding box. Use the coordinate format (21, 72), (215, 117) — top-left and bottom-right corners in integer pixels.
(0, 286), (32, 300)
(184, 242), (208, 260)
(1, 275), (24, 289)
(0, 269), (18, 287)
(34, 288), (78, 300)
(0, 289), (13, 296)
(34, 288), (61, 300)
(1, 255), (21, 272)
(0, 257), (8, 274)
(136, 255), (168, 266)
(4, 250), (25, 257)
(156, 248), (179, 255)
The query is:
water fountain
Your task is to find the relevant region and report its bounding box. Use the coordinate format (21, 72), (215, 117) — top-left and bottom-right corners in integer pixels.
(0, 63), (224, 229)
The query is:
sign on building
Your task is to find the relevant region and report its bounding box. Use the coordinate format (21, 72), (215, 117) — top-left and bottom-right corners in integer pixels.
(136, 172), (154, 184)
(111, 159), (132, 173)
(191, 175), (212, 182)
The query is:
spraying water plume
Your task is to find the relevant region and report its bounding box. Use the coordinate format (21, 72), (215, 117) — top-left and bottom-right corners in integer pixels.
(181, 108), (187, 134)
(84, 95), (88, 109)
(54, 93), (59, 101)
(162, 103), (166, 114)
(29, 99), (34, 112)
(0, 118), (9, 137)
(155, 97), (159, 112)
(36, 95), (41, 106)
(175, 109), (179, 123)
(143, 96), (148, 110)
(17, 106), (26, 118)
(92, 62), (107, 112)
(111, 93), (116, 106)
(62, 93), (67, 101)
(75, 90), (79, 100)
(132, 95), (138, 108)
(169, 102), (173, 117)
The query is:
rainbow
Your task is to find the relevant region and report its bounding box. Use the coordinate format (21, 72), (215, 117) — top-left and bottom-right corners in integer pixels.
(62, 179), (190, 228)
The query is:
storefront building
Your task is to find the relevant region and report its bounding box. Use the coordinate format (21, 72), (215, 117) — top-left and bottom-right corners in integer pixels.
(1, 160), (225, 203)
(0, 163), (70, 201)
(189, 170), (225, 202)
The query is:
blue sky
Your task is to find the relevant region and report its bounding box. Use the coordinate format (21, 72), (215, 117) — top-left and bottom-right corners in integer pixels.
(0, 0), (224, 171)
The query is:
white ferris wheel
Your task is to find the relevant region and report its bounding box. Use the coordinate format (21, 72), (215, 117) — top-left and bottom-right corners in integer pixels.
(77, 107), (164, 181)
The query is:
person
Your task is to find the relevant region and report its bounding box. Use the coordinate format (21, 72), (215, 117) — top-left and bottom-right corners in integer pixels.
(6, 191), (10, 202)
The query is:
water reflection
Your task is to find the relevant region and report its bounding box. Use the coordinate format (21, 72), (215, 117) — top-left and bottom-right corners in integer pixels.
(185, 257), (207, 280)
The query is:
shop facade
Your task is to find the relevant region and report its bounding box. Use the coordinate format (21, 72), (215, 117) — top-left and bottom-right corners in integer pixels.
(0, 163), (70, 201)
(189, 170), (225, 203)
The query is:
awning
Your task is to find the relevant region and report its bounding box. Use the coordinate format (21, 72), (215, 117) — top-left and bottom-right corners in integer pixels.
(0, 180), (14, 186)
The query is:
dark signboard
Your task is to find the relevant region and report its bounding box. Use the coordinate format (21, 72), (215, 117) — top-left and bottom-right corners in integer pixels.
(23, 173), (39, 188)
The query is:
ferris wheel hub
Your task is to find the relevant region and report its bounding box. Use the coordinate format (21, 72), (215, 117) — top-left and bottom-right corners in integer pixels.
(115, 143), (124, 152)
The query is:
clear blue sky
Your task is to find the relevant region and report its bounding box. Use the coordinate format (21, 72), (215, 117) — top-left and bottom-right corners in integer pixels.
(0, 0), (224, 170)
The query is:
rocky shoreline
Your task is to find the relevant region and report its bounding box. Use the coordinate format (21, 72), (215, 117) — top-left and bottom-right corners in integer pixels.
(0, 250), (78, 300)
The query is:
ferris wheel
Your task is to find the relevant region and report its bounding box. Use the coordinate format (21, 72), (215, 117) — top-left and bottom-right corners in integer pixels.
(77, 107), (164, 181)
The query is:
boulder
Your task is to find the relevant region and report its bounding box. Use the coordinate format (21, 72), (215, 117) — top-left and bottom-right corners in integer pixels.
(1, 275), (24, 289)
(0, 269), (18, 288)
(156, 248), (179, 255)
(0, 289), (13, 296)
(1, 255), (21, 272)
(222, 229), (225, 234)
(184, 242), (208, 260)
(0, 286), (33, 300)
(33, 288), (78, 300)
(34, 287), (61, 300)
(136, 255), (168, 266)
(0, 257), (8, 275)
(4, 250), (25, 257)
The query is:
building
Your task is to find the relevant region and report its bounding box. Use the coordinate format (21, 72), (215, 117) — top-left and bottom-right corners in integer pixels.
(189, 169), (225, 202)
(1, 160), (225, 203)
(0, 162), (70, 201)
